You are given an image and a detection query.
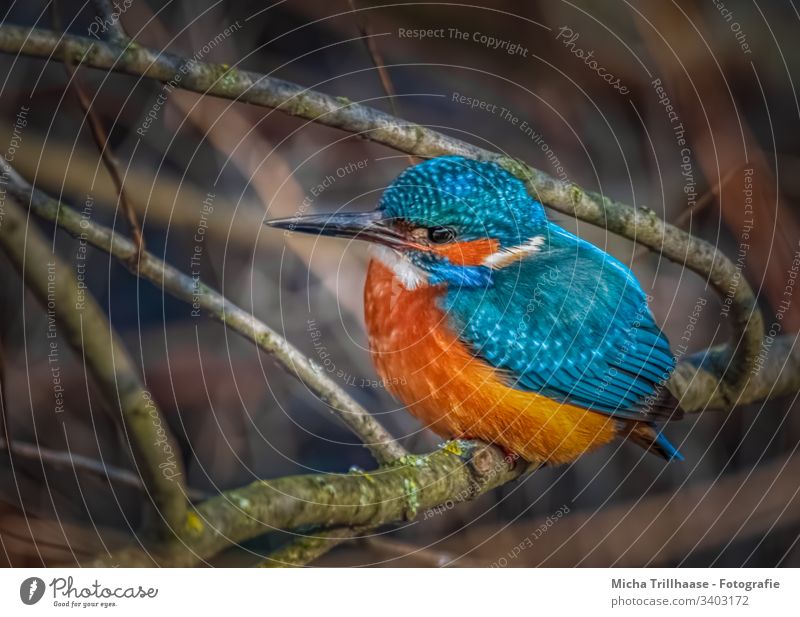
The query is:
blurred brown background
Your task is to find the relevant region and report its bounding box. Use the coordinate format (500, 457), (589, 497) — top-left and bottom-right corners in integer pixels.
(1, 0), (799, 566)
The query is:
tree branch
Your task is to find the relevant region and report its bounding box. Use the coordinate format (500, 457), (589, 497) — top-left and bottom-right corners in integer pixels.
(0, 191), (187, 534)
(89, 0), (129, 44)
(60, 47), (145, 262)
(0, 438), (207, 501)
(5, 149), (793, 465)
(258, 526), (370, 568)
(89, 441), (524, 566)
(442, 449), (800, 567)
(1, 436), (149, 493)
(0, 24), (764, 397)
(51, 1), (144, 262)
(0, 157), (406, 466)
(346, 0), (416, 165)
(1, 24), (794, 568)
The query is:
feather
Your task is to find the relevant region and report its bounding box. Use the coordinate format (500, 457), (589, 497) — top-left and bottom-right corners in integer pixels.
(442, 224), (681, 422)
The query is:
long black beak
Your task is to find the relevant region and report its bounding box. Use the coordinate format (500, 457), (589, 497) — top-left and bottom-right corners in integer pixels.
(264, 210), (414, 250)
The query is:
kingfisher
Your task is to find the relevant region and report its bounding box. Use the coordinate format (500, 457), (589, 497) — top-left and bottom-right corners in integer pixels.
(266, 156), (683, 465)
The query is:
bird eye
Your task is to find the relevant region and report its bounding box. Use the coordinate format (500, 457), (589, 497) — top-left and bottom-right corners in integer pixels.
(428, 226), (456, 244)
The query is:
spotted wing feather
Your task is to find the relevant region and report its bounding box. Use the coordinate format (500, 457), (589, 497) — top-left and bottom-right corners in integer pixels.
(441, 227), (681, 422)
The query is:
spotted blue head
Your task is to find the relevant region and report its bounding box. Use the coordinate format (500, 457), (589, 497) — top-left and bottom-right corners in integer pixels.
(265, 156), (548, 288)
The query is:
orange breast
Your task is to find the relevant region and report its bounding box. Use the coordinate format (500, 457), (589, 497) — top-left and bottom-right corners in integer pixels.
(363, 259), (619, 464)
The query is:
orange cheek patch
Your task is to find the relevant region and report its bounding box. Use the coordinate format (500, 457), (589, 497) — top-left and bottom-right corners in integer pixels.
(430, 239), (499, 266)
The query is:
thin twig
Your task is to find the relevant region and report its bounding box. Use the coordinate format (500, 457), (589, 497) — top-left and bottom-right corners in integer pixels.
(1, 437), (145, 491)
(633, 164), (739, 262)
(65, 60), (145, 264)
(52, 14), (145, 266)
(0, 26), (795, 569)
(0, 157), (407, 466)
(0, 24), (764, 396)
(0, 438), (207, 501)
(4, 143), (796, 569)
(347, 0), (415, 165)
(0, 188), (188, 534)
(90, 0), (129, 43)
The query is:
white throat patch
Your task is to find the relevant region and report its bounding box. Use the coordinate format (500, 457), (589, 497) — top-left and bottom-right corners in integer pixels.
(370, 245), (428, 290)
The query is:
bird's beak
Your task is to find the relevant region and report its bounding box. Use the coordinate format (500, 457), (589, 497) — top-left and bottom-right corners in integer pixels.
(264, 210), (416, 250)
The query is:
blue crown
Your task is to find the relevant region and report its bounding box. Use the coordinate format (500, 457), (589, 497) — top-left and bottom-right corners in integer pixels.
(379, 156), (546, 246)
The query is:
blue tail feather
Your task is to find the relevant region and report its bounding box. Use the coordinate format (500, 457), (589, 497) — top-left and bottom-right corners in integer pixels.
(653, 431), (684, 462)
(629, 424), (684, 461)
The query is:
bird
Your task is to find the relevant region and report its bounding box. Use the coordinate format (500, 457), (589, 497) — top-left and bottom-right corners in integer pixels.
(265, 155), (683, 465)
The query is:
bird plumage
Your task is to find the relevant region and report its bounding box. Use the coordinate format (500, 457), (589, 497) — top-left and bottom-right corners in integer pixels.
(442, 224), (679, 421)
(364, 258), (622, 465)
(267, 155), (684, 464)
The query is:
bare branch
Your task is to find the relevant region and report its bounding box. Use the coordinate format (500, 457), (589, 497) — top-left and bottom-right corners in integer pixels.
(88, 441), (524, 566)
(631, 165), (738, 263)
(60, 47), (146, 263)
(0, 438), (207, 501)
(90, 0), (129, 44)
(258, 526), (369, 568)
(0, 190), (187, 534)
(51, 2), (143, 260)
(346, 0), (415, 166)
(0, 24), (764, 397)
(1, 437), (146, 492)
(442, 450), (800, 567)
(669, 334), (800, 413)
(0, 24), (795, 569)
(0, 157), (407, 465)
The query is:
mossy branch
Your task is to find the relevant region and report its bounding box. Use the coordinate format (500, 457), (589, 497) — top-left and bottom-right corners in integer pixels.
(0, 24), (795, 567)
(88, 441), (525, 566)
(0, 23), (763, 398)
(0, 191), (187, 534)
(257, 525), (371, 568)
(0, 157), (406, 466)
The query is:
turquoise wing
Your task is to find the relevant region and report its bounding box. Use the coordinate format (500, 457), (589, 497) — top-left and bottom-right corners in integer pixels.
(441, 228), (680, 421)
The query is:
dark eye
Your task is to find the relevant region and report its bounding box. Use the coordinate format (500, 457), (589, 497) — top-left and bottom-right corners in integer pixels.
(428, 226), (456, 244)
